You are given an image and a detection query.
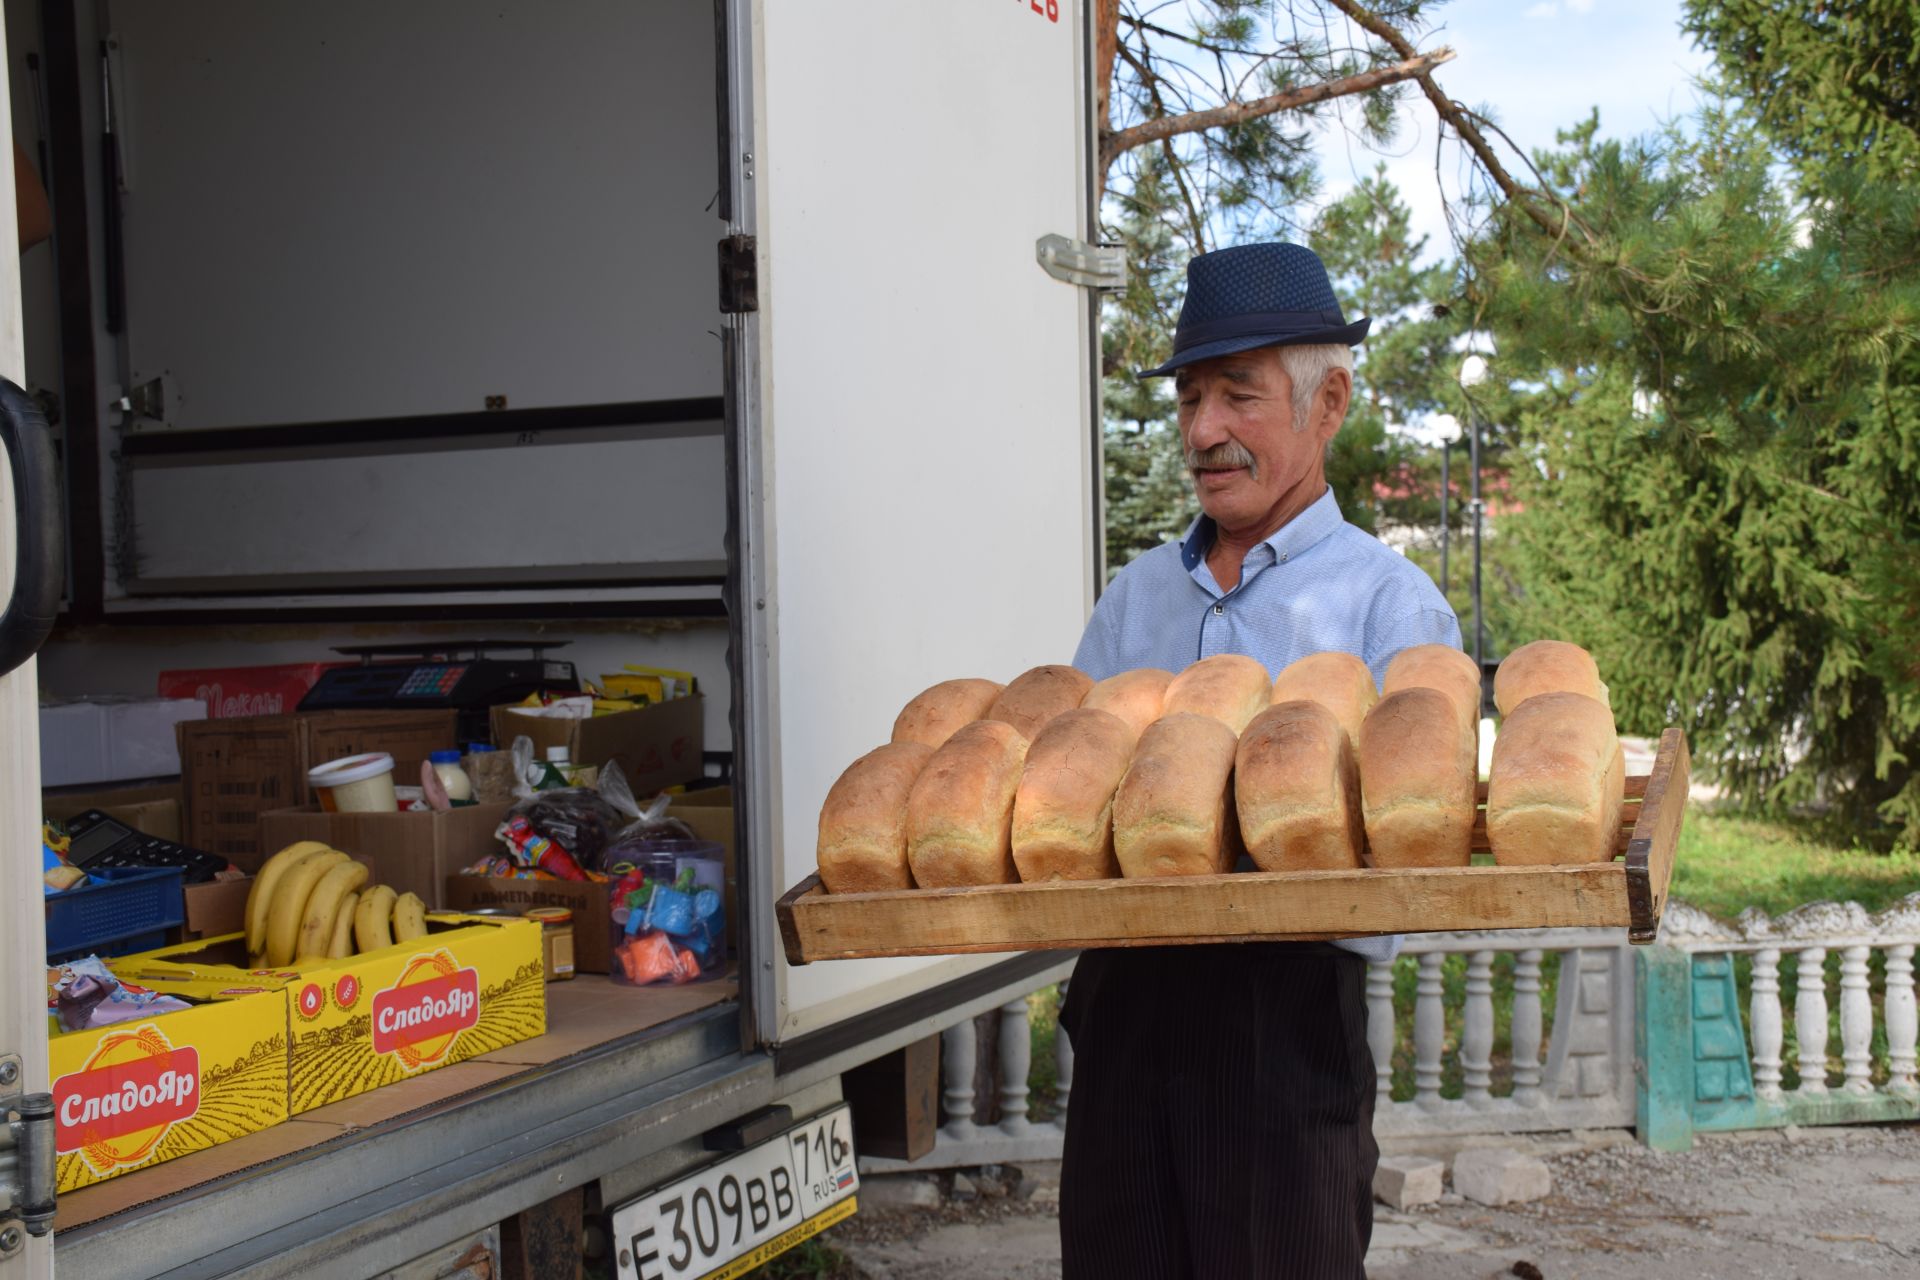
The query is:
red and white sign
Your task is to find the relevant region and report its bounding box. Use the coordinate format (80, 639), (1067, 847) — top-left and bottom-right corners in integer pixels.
(55, 1026), (201, 1171)
(372, 953), (481, 1070)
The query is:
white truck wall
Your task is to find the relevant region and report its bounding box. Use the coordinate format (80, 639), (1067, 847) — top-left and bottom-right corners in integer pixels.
(109, 0), (720, 428)
(756, 1), (1096, 1040)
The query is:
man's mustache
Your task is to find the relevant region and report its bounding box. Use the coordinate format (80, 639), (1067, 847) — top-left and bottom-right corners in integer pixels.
(1186, 441), (1258, 474)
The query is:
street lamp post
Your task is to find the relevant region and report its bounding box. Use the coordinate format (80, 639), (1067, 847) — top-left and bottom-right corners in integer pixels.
(1428, 412), (1462, 596)
(1457, 356), (1490, 689)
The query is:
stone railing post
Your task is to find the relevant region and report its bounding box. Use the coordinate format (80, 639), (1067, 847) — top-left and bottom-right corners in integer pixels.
(1511, 949), (1545, 1107)
(1366, 960), (1395, 1107)
(1796, 947), (1830, 1095)
(998, 998), (1032, 1134)
(941, 1019), (978, 1139)
(1636, 944), (1694, 1151)
(1750, 948), (1784, 1101)
(1461, 950), (1495, 1107)
(1413, 952), (1445, 1110)
(1887, 946), (1918, 1094)
(1054, 980), (1074, 1129)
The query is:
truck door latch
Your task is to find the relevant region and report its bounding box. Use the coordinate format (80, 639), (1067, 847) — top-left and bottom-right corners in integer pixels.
(0, 1055), (57, 1242)
(1035, 234), (1127, 291)
(719, 235), (758, 314)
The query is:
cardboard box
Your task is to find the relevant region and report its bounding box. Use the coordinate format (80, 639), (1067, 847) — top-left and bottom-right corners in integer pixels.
(490, 696), (704, 796)
(181, 877), (253, 942)
(39, 698), (206, 787)
(443, 876), (615, 973)
(258, 803), (514, 908)
(49, 985), (290, 1193)
(43, 783), (184, 845)
(178, 711), (459, 870)
(111, 914), (545, 1114)
(158, 662), (350, 719)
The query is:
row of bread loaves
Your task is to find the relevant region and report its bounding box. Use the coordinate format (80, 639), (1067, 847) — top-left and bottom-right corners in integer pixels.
(816, 641), (1623, 892)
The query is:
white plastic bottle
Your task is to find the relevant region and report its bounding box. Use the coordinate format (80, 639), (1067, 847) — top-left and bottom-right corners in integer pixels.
(429, 749), (475, 803)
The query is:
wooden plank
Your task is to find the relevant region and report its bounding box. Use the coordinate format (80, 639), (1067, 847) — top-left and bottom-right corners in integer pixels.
(1625, 727), (1690, 943)
(780, 861), (1634, 963)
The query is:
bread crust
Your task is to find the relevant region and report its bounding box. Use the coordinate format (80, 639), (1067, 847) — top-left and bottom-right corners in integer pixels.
(1162, 654), (1273, 734)
(1012, 708), (1136, 881)
(1493, 640), (1609, 716)
(891, 677), (1005, 749)
(817, 742), (936, 892)
(1237, 700), (1365, 871)
(987, 665), (1094, 741)
(1382, 643), (1483, 744)
(1081, 668), (1174, 740)
(1358, 687), (1476, 868)
(1487, 691), (1625, 865)
(1270, 651), (1379, 750)
(1113, 712), (1242, 877)
(906, 720), (1031, 887)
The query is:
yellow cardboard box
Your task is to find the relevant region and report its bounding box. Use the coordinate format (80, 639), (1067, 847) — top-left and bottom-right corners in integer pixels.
(112, 914), (545, 1114)
(49, 988), (290, 1193)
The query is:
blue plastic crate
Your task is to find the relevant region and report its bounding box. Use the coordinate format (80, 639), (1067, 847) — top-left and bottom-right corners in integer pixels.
(46, 865), (186, 962)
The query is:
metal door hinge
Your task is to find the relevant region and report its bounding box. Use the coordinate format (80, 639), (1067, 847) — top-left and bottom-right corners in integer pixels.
(719, 235), (758, 314)
(1036, 234), (1127, 291)
(1, 1056), (56, 1241)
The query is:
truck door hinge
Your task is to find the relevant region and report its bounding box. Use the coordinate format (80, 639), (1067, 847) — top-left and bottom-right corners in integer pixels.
(1036, 234), (1127, 291)
(1, 1056), (57, 1243)
(718, 235), (758, 314)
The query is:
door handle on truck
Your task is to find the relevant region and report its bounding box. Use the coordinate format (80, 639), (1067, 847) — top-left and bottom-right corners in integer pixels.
(0, 376), (62, 678)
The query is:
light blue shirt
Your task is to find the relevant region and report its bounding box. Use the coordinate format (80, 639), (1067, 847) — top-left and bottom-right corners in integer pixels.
(1074, 486), (1462, 965)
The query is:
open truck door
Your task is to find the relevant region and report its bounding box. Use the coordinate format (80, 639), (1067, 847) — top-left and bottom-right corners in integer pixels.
(733, 0), (1106, 1065)
(0, 24), (59, 1275)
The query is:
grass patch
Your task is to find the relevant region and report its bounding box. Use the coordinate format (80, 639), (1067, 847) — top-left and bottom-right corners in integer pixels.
(1671, 808), (1920, 919)
(742, 1238), (862, 1279)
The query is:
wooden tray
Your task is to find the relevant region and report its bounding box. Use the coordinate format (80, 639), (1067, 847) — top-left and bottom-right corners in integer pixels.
(777, 728), (1688, 963)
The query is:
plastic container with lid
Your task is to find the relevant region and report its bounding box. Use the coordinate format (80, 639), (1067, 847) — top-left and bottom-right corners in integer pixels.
(526, 906), (576, 981)
(533, 745), (573, 790)
(309, 752), (398, 813)
(428, 749), (475, 804)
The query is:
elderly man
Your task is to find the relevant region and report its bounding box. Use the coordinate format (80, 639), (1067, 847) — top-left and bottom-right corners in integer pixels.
(1060, 242), (1461, 1279)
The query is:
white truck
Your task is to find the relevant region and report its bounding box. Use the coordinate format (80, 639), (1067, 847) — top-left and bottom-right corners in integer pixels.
(0, 3), (1111, 1276)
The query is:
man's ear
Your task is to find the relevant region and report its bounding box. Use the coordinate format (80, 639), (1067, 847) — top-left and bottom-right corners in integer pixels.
(1314, 365), (1354, 440)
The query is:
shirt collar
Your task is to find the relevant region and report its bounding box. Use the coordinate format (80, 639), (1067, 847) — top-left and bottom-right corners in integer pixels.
(1179, 486), (1344, 574)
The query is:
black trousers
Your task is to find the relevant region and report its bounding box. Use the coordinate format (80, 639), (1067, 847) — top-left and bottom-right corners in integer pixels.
(1058, 943), (1377, 1279)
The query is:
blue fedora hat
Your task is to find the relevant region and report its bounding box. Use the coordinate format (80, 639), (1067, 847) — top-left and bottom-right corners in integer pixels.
(1139, 242), (1370, 378)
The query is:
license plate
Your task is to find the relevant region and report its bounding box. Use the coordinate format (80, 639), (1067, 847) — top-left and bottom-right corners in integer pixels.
(611, 1103), (860, 1280)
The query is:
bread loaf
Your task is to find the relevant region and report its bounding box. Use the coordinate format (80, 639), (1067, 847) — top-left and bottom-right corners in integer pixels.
(1113, 712), (1241, 877)
(891, 677), (1005, 749)
(816, 742), (936, 892)
(906, 720), (1031, 887)
(1162, 654), (1272, 734)
(987, 665), (1093, 741)
(1011, 708), (1136, 881)
(1358, 687), (1476, 868)
(1486, 691), (1625, 865)
(1081, 668), (1174, 740)
(1236, 701), (1365, 871)
(1270, 652), (1378, 749)
(1494, 640), (1609, 716)
(1382, 643), (1483, 737)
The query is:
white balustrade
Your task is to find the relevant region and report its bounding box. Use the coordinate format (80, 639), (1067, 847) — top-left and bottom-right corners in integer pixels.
(1659, 893), (1920, 1119)
(1413, 952), (1446, 1109)
(1366, 960), (1396, 1108)
(1054, 980), (1074, 1129)
(1840, 946), (1874, 1094)
(1795, 947), (1829, 1094)
(1461, 951), (1495, 1106)
(998, 999), (1032, 1133)
(1888, 947), (1918, 1093)
(1511, 949), (1545, 1107)
(1750, 948), (1784, 1100)
(940, 1018), (977, 1139)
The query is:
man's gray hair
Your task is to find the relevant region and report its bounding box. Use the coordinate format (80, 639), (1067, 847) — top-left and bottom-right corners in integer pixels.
(1277, 344), (1355, 428)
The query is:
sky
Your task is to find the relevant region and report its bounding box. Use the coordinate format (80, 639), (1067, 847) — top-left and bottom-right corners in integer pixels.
(1305, 0), (1716, 266)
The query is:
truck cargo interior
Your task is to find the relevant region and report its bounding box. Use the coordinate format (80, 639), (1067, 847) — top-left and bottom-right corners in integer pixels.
(18, 0), (750, 1242)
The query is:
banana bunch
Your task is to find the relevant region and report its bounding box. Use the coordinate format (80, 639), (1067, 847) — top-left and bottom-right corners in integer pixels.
(245, 842), (430, 967)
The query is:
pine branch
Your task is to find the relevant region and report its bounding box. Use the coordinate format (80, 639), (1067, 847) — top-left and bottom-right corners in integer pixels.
(1322, 0), (1571, 241)
(1100, 46), (1455, 173)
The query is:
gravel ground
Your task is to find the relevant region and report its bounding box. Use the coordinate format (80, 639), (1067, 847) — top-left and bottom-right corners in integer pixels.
(829, 1124), (1920, 1279)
